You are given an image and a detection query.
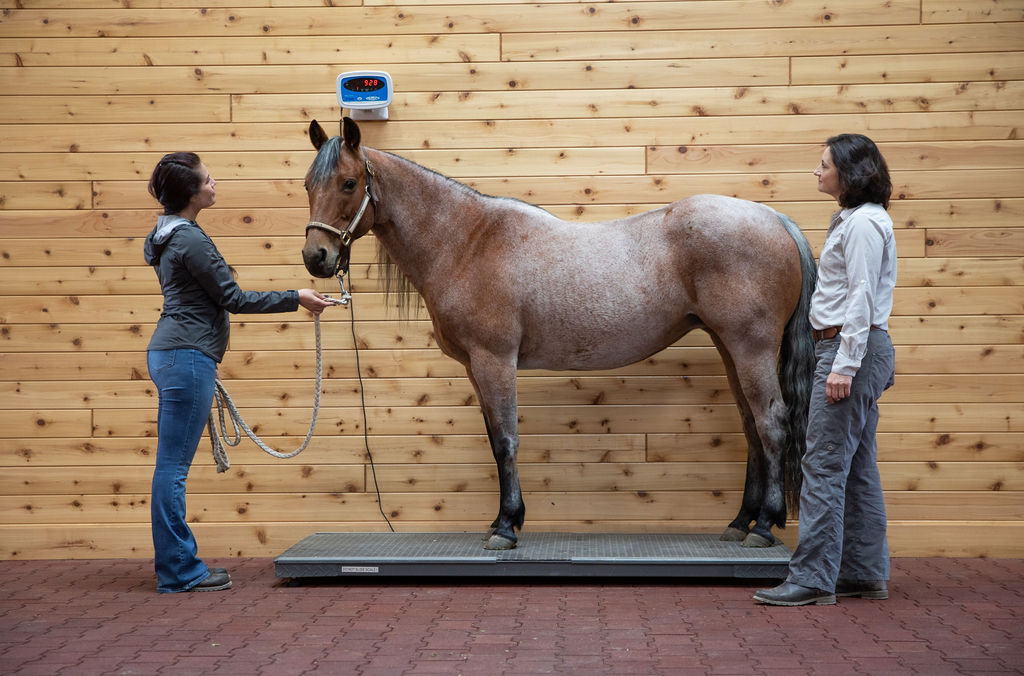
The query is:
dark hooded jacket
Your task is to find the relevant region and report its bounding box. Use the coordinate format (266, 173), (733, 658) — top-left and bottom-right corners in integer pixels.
(144, 215), (299, 362)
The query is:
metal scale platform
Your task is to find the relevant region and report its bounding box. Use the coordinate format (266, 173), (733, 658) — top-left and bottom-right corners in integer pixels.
(274, 532), (790, 580)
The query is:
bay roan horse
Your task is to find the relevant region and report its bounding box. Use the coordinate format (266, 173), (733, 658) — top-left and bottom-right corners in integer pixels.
(302, 118), (817, 550)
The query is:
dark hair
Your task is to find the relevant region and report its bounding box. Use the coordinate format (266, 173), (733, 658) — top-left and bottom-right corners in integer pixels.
(826, 134), (891, 209)
(148, 152), (203, 215)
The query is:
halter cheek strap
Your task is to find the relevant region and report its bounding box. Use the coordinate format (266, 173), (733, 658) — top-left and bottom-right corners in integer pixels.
(305, 151), (376, 248)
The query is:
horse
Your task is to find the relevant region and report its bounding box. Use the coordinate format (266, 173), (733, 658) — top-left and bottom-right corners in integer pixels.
(301, 118), (817, 550)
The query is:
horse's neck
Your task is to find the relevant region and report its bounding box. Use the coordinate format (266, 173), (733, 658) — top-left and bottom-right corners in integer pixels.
(370, 149), (507, 286)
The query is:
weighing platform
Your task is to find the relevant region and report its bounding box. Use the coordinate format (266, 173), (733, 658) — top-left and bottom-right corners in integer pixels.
(274, 532), (790, 580)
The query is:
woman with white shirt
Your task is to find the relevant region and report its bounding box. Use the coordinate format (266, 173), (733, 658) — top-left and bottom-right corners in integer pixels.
(755, 134), (897, 606)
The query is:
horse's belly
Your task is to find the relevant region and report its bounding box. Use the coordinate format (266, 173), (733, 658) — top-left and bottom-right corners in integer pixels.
(517, 314), (696, 372)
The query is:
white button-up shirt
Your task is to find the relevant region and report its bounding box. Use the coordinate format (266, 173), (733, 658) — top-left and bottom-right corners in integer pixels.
(809, 202), (898, 377)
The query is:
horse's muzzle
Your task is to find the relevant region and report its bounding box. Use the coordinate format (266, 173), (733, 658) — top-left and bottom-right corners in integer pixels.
(302, 241), (349, 278)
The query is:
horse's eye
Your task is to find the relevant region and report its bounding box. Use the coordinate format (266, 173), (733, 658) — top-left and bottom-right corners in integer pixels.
(343, 178), (357, 191)
(303, 182), (308, 192)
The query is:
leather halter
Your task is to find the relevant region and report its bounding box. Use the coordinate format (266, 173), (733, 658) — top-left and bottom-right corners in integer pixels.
(305, 151), (376, 250)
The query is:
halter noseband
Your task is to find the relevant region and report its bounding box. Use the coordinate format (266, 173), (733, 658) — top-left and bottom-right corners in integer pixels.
(305, 151), (377, 250)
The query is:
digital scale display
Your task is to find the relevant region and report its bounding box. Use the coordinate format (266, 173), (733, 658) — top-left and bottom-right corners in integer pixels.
(343, 78), (386, 94)
(337, 71), (393, 108)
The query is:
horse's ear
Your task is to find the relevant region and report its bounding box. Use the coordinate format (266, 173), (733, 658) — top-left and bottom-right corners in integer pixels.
(341, 117), (361, 152)
(309, 120), (329, 150)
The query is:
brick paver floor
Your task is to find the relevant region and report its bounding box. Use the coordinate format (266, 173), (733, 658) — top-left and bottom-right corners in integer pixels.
(1, 556), (1022, 675)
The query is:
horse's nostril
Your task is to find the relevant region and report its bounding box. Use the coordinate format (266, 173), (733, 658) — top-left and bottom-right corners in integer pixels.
(318, 248), (328, 263)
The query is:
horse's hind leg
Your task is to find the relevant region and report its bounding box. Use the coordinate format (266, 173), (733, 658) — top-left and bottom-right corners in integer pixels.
(712, 333), (791, 547)
(709, 334), (767, 543)
(465, 352), (524, 550)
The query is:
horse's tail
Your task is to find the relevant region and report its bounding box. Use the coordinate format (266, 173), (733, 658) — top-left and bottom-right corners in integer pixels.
(775, 211), (817, 517)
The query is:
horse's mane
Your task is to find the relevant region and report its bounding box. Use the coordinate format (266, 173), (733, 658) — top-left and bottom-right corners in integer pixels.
(317, 140), (550, 320)
(373, 150), (551, 320)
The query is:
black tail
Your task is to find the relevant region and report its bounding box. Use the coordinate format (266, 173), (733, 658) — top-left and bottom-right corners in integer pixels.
(775, 211), (817, 517)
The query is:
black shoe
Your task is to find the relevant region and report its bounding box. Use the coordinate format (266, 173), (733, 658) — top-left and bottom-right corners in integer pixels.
(189, 569), (232, 592)
(753, 581), (835, 606)
(835, 579), (888, 599)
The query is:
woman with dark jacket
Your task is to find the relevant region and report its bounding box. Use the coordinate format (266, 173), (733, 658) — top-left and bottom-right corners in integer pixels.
(145, 152), (333, 592)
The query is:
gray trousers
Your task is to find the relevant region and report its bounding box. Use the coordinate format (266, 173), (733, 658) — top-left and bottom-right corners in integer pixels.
(787, 329), (896, 592)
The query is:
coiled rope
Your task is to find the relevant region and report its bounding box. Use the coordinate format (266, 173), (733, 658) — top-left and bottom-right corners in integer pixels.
(205, 273), (394, 531)
(207, 296), (345, 473)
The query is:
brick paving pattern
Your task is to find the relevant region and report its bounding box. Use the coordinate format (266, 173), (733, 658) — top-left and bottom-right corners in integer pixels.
(1, 556), (1022, 674)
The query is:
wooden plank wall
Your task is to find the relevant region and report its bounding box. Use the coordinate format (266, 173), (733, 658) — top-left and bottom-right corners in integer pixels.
(0, 0), (1022, 560)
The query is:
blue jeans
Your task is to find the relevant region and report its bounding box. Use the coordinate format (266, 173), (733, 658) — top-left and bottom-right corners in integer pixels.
(787, 329), (896, 592)
(148, 348), (217, 593)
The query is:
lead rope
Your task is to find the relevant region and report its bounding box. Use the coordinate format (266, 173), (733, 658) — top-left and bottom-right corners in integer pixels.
(207, 270), (394, 531)
(207, 295), (345, 473)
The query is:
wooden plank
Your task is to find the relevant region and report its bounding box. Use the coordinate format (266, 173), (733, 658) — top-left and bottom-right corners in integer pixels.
(0, 34), (500, 66)
(792, 52), (1024, 85)
(898, 258), (1024, 287)
(5, 490), (1024, 525)
(895, 345), (1024, 374)
(1, 254), (1018, 297)
(0, 95), (230, 124)
(0, 60), (790, 97)
(6, 140), (1023, 183)
(0, 464), (366, 496)
(925, 229), (1024, 257)
(236, 81), (1024, 122)
(650, 432), (1024, 463)
(502, 23), (1021, 60)
(1, 198), (1018, 239)
(0, 236), (306, 267)
(883, 522), (1024, 558)
(890, 170), (1024, 200)
(0, 147), (646, 181)
(4, 112), (1021, 152)
(0, 434), (647, 468)
(5, 431), (1022, 469)
(2, 373), (1020, 410)
(87, 170), (1023, 210)
(648, 140), (1024, 174)
(0, 181), (90, 209)
(0, 226), (926, 268)
(0, 345), (732, 381)
(90, 402), (1024, 438)
(369, 461), (1024, 493)
(889, 198), (1024, 230)
(0, 410), (92, 438)
(0, 2), (922, 39)
(881, 462), (1024, 491)
(16, 262), (1002, 325)
(0, 314), (1017, 355)
(0, 343), (1021, 384)
(894, 287), (1024, 316)
(0, 208), (310, 238)
(923, 0), (1024, 23)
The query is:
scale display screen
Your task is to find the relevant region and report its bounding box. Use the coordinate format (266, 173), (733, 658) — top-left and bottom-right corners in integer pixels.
(337, 71), (393, 109)
(343, 78), (386, 94)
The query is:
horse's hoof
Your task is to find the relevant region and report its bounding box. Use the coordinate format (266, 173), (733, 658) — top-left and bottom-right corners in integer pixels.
(484, 534), (516, 550)
(742, 532), (777, 548)
(720, 527), (749, 542)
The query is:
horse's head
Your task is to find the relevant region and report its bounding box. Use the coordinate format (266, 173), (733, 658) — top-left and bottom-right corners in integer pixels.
(302, 117), (376, 278)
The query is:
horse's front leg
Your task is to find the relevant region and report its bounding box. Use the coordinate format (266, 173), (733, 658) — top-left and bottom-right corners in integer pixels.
(466, 352), (523, 550)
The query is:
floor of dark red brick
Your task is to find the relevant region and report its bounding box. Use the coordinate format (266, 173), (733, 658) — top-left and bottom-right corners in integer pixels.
(1, 557), (1022, 675)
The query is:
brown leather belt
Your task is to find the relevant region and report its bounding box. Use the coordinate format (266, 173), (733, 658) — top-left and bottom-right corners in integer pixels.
(813, 325), (882, 341)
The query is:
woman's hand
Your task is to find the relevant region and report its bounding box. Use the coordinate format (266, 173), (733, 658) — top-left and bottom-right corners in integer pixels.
(825, 372), (852, 404)
(298, 289), (335, 315)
